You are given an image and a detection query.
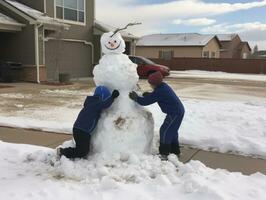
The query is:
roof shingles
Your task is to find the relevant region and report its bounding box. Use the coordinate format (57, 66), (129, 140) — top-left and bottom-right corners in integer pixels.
(137, 33), (217, 47)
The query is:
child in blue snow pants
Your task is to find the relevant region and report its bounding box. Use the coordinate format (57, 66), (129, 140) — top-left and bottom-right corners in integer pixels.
(129, 71), (185, 159)
(58, 86), (119, 159)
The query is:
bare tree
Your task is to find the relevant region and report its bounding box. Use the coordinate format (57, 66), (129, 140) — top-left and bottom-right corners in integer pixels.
(253, 44), (258, 54)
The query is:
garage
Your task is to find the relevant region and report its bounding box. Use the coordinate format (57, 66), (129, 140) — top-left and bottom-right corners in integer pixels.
(45, 39), (92, 81)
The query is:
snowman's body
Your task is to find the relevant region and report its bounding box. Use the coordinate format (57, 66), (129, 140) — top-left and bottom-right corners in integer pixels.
(91, 32), (154, 155)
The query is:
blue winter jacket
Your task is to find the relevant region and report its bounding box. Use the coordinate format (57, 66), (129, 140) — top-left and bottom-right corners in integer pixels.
(73, 96), (114, 135)
(136, 82), (184, 115)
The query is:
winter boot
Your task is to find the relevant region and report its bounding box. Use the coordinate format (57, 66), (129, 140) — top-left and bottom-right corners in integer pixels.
(56, 147), (63, 160)
(170, 143), (181, 158)
(159, 143), (171, 160)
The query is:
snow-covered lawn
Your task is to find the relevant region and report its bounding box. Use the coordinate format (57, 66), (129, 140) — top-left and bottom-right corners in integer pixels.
(151, 99), (266, 158)
(0, 88), (266, 158)
(170, 70), (266, 82)
(1, 141), (266, 200)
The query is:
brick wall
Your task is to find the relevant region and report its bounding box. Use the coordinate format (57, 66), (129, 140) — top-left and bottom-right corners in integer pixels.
(21, 65), (47, 82)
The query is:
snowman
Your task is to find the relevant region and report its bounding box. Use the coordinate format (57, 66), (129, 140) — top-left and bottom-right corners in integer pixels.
(91, 29), (154, 155)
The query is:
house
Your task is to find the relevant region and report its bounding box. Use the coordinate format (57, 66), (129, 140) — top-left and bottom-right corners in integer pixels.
(136, 33), (222, 59)
(93, 20), (138, 64)
(216, 34), (251, 59)
(0, 0), (95, 82)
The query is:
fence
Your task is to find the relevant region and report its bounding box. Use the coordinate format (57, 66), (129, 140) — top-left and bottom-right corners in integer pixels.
(150, 57), (266, 74)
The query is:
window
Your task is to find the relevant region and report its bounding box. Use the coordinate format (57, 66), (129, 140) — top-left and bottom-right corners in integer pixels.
(135, 57), (145, 65)
(159, 50), (174, 60)
(129, 56), (136, 64)
(203, 51), (209, 58)
(55, 0), (85, 23)
(211, 52), (216, 58)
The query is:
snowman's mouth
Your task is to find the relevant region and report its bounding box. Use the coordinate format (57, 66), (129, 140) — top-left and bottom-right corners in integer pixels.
(104, 41), (122, 50)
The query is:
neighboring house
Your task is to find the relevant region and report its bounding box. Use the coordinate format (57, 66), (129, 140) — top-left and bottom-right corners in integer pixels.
(252, 51), (266, 59)
(216, 34), (251, 59)
(0, 0), (95, 82)
(136, 33), (222, 59)
(93, 20), (138, 64)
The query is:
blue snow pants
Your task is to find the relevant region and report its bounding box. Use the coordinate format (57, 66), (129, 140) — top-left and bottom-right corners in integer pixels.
(160, 113), (184, 145)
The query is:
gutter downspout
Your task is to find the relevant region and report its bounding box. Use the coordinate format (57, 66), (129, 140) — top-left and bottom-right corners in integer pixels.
(44, 0), (47, 14)
(88, 42), (94, 75)
(34, 23), (43, 83)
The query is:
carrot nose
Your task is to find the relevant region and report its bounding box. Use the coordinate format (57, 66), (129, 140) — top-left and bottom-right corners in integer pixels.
(110, 43), (114, 47)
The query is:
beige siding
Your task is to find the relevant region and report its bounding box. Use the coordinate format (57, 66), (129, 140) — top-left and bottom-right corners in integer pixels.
(136, 47), (159, 58)
(202, 38), (220, 58)
(44, 0), (95, 80)
(45, 40), (91, 81)
(173, 47), (202, 58)
(15, 0), (44, 12)
(45, 0), (95, 42)
(136, 46), (203, 58)
(220, 36), (241, 58)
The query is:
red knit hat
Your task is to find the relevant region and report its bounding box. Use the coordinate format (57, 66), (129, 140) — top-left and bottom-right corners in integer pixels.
(148, 71), (163, 86)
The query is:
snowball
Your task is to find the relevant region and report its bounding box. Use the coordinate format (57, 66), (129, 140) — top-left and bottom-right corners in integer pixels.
(91, 97), (154, 154)
(101, 32), (126, 55)
(93, 54), (139, 91)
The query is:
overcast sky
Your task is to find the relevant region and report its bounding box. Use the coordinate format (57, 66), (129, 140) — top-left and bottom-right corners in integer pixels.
(96, 0), (266, 50)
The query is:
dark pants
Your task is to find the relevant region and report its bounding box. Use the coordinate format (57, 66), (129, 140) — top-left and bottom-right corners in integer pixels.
(159, 113), (184, 155)
(60, 128), (91, 159)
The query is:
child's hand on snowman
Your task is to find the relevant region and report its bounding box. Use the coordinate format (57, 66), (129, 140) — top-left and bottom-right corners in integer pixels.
(142, 92), (151, 97)
(112, 90), (120, 99)
(129, 91), (138, 101)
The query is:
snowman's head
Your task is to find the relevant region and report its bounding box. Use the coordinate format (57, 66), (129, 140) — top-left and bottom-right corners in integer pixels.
(101, 32), (126, 55)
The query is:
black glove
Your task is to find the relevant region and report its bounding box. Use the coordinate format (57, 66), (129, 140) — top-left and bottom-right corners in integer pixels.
(142, 92), (151, 97)
(112, 90), (120, 99)
(129, 91), (138, 101)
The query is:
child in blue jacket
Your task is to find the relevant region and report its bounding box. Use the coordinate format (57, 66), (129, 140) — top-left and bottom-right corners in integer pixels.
(129, 72), (184, 159)
(58, 86), (119, 159)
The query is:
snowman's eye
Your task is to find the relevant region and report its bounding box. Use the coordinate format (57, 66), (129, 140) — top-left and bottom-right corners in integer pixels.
(114, 40), (117, 43)
(108, 42), (111, 44)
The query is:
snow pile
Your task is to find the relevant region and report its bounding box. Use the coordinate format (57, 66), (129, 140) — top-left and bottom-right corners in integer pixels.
(1, 141), (266, 200)
(92, 32), (154, 154)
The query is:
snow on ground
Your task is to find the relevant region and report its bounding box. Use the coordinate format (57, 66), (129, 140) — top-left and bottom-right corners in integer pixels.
(0, 88), (266, 158)
(149, 99), (266, 158)
(1, 141), (266, 200)
(170, 70), (266, 82)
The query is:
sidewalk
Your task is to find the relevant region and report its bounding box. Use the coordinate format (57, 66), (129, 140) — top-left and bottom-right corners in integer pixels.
(1, 126), (266, 176)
